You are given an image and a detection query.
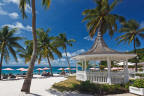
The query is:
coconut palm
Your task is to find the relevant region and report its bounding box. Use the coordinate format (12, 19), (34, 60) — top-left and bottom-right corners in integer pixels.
(37, 28), (62, 76)
(56, 33), (75, 74)
(116, 20), (144, 72)
(19, 0), (51, 93)
(18, 40), (33, 64)
(0, 26), (23, 80)
(82, 0), (125, 38)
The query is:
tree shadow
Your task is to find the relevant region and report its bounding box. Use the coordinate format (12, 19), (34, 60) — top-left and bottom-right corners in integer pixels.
(46, 89), (93, 96)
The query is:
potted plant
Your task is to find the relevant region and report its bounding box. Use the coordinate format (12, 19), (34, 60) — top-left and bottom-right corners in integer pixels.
(129, 79), (144, 95)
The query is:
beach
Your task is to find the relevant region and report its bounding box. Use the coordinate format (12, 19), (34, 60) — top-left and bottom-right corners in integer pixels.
(0, 75), (67, 96)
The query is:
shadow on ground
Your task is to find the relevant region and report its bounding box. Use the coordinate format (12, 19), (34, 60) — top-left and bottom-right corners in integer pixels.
(46, 89), (93, 96)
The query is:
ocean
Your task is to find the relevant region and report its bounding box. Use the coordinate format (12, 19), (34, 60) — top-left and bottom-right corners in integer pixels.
(2, 66), (77, 75)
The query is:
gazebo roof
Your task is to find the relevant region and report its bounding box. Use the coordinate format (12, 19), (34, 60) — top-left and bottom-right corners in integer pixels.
(72, 32), (136, 61)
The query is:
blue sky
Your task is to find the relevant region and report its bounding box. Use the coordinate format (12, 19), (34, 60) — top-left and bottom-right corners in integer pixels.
(1, 0), (144, 66)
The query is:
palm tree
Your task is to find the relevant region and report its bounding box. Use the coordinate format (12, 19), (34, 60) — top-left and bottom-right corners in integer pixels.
(37, 28), (62, 76)
(82, 0), (125, 38)
(116, 20), (144, 72)
(19, 0), (51, 93)
(56, 33), (75, 74)
(0, 26), (23, 80)
(18, 40), (33, 64)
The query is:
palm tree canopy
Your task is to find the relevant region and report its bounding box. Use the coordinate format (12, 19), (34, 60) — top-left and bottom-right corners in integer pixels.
(83, 0), (125, 38)
(36, 28), (62, 64)
(18, 40), (33, 64)
(116, 20), (144, 47)
(54, 33), (76, 49)
(0, 26), (24, 63)
(19, 0), (51, 19)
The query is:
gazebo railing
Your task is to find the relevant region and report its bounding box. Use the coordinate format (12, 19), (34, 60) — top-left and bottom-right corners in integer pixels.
(76, 71), (125, 84)
(87, 71), (108, 83)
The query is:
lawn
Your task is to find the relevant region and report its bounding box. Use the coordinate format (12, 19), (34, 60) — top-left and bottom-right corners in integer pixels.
(52, 76), (129, 95)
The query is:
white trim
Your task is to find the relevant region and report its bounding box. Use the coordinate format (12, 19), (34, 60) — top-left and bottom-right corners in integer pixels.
(72, 54), (136, 60)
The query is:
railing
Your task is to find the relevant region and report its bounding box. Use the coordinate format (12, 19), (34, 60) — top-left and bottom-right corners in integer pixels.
(76, 71), (87, 81)
(76, 71), (125, 84)
(87, 71), (108, 83)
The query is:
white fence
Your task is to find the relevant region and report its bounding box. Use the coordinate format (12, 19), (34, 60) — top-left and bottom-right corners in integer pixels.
(76, 71), (125, 84)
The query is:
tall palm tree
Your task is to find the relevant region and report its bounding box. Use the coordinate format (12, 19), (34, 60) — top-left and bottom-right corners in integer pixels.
(18, 40), (33, 64)
(37, 28), (62, 76)
(56, 33), (75, 74)
(19, 0), (51, 93)
(82, 0), (125, 38)
(116, 20), (144, 72)
(0, 26), (23, 80)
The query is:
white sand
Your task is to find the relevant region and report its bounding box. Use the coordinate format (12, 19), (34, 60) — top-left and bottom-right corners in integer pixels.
(0, 75), (67, 96)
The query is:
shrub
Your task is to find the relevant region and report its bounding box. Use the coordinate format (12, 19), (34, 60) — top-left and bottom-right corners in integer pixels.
(132, 79), (144, 88)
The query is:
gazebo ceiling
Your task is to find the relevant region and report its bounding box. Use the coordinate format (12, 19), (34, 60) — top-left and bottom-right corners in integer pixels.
(72, 31), (136, 61)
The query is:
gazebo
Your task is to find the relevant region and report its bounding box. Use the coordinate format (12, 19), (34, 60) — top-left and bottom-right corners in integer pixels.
(72, 32), (136, 84)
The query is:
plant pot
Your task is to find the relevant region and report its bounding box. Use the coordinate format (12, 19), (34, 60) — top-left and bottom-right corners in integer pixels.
(129, 86), (144, 95)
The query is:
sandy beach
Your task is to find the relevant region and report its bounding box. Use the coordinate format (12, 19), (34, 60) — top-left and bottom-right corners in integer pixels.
(0, 75), (67, 96)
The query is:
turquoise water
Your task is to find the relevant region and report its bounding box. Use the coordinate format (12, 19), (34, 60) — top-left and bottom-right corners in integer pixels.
(2, 66), (77, 75)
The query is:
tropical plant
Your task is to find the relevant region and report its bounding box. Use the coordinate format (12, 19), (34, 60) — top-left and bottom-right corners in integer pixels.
(37, 28), (62, 76)
(82, 0), (125, 38)
(19, 0), (51, 93)
(55, 33), (75, 73)
(0, 26), (23, 80)
(116, 20), (144, 72)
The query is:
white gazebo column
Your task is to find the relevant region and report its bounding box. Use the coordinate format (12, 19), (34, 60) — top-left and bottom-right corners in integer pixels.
(82, 60), (84, 71)
(84, 59), (87, 81)
(124, 59), (129, 83)
(107, 57), (112, 85)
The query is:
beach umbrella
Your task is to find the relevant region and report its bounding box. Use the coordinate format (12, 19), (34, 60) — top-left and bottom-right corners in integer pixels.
(3, 68), (14, 71)
(71, 68), (76, 70)
(16, 68), (25, 71)
(89, 68), (99, 70)
(43, 67), (50, 70)
(36, 68), (43, 70)
(21, 69), (28, 71)
(58, 68), (64, 70)
(64, 68), (71, 70)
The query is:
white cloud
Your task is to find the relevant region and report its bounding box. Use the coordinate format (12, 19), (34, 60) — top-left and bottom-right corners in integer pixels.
(2, 22), (32, 34)
(84, 35), (94, 41)
(9, 12), (19, 19)
(3, 0), (32, 13)
(3, 0), (19, 5)
(0, 6), (19, 19)
(0, 7), (7, 15)
(62, 49), (85, 57)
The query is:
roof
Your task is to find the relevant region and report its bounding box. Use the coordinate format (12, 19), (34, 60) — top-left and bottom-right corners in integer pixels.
(72, 31), (136, 60)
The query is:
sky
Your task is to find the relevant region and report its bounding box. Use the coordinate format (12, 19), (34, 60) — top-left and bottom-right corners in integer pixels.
(1, 0), (144, 66)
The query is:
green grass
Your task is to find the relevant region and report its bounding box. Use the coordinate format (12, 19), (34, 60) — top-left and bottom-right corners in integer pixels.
(52, 76), (80, 91)
(52, 76), (129, 95)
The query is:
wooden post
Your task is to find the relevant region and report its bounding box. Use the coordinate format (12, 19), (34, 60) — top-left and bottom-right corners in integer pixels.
(107, 57), (111, 85)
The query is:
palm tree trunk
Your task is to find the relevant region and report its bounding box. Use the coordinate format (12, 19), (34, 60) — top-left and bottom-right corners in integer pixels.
(47, 57), (53, 76)
(134, 38), (138, 72)
(0, 43), (5, 80)
(21, 0), (37, 93)
(65, 49), (71, 74)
